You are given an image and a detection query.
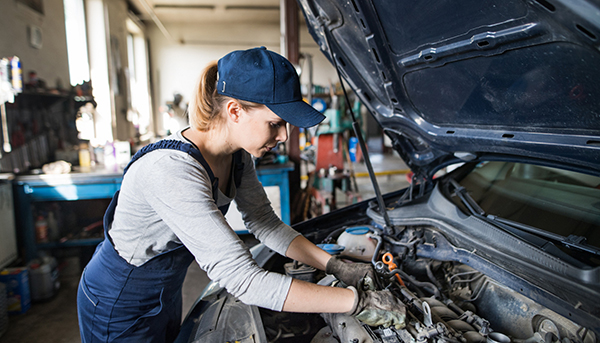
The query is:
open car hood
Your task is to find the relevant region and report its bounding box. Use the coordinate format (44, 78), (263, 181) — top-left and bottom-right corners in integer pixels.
(298, 0), (600, 178)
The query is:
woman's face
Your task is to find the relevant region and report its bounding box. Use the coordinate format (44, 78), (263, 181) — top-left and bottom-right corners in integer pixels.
(236, 105), (288, 158)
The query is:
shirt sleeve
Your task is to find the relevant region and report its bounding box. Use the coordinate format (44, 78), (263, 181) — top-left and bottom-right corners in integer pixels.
(139, 152), (293, 311)
(233, 151), (301, 256)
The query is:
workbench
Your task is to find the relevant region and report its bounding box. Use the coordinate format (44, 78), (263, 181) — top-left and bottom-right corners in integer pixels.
(15, 162), (294, 261)
(14, 166), (123, 262)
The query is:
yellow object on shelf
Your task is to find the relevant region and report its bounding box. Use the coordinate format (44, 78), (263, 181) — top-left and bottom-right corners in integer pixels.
(79, 144), (91, 167)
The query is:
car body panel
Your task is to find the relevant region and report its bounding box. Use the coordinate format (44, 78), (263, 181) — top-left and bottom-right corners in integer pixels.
(298, 0), (600, 178)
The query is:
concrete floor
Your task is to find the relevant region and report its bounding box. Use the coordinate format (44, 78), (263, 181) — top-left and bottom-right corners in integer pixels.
(0, 142), (409, 343)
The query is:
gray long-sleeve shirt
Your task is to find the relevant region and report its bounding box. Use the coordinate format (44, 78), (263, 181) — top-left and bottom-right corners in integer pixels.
(108, 130), (300, 311)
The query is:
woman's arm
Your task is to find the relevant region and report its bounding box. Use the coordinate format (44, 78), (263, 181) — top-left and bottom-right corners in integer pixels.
(286, 235), (378, 292)
(285, 235), (332, 270)
(282, 278), (407, 332)
(234, 152), (302, 256)
(282, 278), (355, 313)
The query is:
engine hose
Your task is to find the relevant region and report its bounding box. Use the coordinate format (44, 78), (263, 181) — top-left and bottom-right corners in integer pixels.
(371, 234), (383, 266)
(388, 268), (441, 299)
(425, 263), (443, 289)
(324, 226), (347, 243)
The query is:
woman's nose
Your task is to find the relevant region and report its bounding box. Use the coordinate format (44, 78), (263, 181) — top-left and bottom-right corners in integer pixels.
(277, 125), (288, 142)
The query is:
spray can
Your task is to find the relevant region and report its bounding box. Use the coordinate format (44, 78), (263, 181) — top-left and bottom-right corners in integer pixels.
(10, 57), (22, 93)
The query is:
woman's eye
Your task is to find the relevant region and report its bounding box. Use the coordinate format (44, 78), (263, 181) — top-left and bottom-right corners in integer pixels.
(270, 122), (281, 129)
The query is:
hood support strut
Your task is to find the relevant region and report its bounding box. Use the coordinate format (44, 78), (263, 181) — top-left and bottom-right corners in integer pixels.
(322, 29), (393, 233)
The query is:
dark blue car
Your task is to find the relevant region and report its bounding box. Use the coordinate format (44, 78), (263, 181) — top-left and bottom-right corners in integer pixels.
(177, 0), (600, 342)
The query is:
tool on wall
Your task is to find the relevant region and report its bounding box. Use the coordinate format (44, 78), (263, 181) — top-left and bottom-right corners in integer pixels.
(0, 104), (9, 155)
(0, 56), (22, 156)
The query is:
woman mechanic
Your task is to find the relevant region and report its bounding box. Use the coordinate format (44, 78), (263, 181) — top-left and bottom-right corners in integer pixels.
(77, 47), (405, 343)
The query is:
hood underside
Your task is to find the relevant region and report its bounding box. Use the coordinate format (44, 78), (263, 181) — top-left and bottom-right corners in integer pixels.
(298, 0), (600, 178)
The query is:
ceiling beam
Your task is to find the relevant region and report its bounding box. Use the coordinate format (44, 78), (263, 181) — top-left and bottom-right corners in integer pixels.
(152, 4), (279, 10)
(154, 4), (215, 9)
(132, 0), (174, 41)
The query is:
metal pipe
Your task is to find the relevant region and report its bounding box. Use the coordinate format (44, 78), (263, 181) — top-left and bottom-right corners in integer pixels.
(388, 268), (441, 298)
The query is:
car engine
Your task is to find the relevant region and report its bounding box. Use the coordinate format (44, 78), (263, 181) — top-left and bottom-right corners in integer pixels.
(259, 225), (597, 343)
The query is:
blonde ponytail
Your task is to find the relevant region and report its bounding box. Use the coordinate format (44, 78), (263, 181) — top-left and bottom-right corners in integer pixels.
(189, 61), (263, 131)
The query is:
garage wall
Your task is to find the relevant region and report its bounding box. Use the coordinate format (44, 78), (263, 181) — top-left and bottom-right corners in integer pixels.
(105, 0), (135, 141)
(0, 0), (70, 91)
(148, 21), (338, 134)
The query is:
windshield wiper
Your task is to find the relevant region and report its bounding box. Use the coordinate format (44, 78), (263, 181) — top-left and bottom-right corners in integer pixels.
(485, 215), (600, 257)
(448, 178), (600, 258)
(449, 178), (485, 216)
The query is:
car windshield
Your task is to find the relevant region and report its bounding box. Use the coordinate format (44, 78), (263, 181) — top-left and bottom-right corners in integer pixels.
(453, 161), (600, 266)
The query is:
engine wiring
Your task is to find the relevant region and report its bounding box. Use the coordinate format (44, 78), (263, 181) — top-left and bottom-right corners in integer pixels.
(268, 225), (598, 343)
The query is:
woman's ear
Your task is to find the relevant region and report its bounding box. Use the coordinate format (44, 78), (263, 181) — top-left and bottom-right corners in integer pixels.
(225, 100), (243, 123)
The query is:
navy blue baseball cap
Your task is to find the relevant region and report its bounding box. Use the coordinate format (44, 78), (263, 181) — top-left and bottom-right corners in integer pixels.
(217, 47), (325, 128)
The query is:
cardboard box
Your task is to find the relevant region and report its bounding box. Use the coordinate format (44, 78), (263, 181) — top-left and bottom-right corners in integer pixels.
(0, 268), (31, 315)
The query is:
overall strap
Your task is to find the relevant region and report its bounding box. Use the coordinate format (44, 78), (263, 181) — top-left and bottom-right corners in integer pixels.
(232, 149), (244, 189)
(103, 141), (245, 239)
(124, 140), (219, 202)
(124, 140), (245, 202)
(215, 149), (245, 215)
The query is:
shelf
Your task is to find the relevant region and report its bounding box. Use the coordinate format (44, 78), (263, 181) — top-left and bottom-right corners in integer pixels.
(13, 91), (71, 107)
(36, 238), (104, 249)
(15, 167), (123, 201)
(9, 92), (94, 109)
(14, 170), (120, 261)
(19, 182), (121, 201)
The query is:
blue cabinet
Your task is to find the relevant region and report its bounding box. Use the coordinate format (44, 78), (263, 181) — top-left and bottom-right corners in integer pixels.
(255, 162), (294, 226)
(14, 168), (123, 261)
(14, 163), (294, 261)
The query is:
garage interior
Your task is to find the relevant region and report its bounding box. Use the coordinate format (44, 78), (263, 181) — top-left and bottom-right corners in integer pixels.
(0, 0), (410, 342)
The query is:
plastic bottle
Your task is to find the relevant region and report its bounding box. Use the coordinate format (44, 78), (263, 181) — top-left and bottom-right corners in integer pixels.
(10, 56), (22, 93)
(299, 128), (306, 150)
(103, 141), (116, 168)
(336, 226), (377, 261)
(79, 143), (91, 167)
(35, 216), (48, 243)
(28, 257), (59, 302)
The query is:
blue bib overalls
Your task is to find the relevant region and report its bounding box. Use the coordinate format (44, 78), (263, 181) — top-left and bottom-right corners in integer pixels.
(77, 140), (244, 343)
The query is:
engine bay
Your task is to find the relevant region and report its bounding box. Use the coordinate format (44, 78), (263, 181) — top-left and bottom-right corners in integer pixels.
(260, 225), (597, 343)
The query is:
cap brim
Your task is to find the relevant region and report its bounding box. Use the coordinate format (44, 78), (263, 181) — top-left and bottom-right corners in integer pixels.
(266, 101), (326, 128)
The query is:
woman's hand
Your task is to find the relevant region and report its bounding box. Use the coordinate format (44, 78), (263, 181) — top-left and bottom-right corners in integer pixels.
(326, 255), (377, 291)
(281, 278), (405, 329)
(347, 286), (406, 329)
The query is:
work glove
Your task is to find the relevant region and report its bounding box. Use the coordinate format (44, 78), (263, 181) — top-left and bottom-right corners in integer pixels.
(347, 286), (406, 329)
(326, 255), (377, 291)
